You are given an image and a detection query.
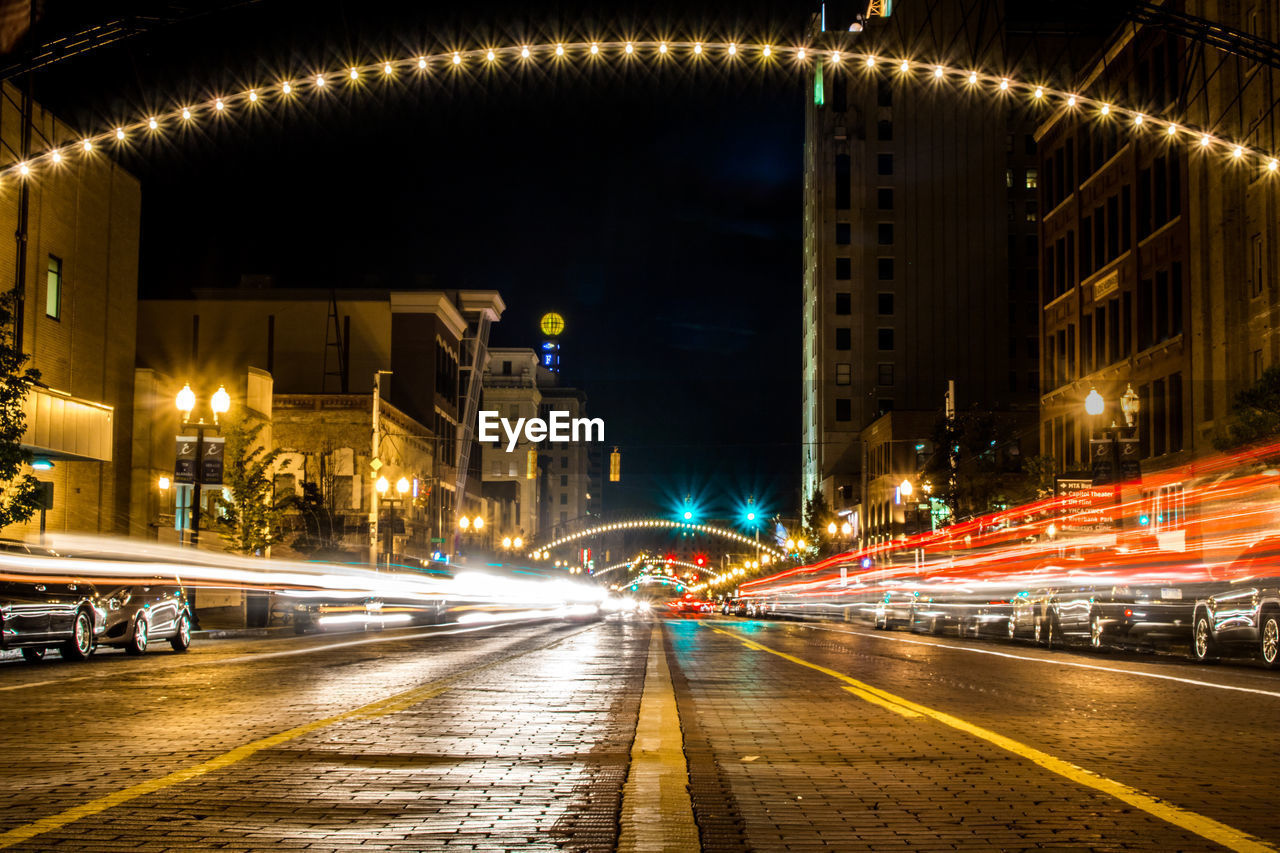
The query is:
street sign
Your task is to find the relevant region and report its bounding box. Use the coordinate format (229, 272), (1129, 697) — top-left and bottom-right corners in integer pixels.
(430, 537), (445, 544)
(34, 481), (53, 510)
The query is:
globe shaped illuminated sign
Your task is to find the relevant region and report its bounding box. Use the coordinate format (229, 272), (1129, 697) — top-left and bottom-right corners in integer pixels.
(540, 312), (565, 336)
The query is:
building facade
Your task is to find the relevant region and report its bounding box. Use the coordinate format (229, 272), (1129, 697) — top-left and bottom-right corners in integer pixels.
(0, 81), (141, 540)
(801, 0), (1042, 526)
(480, 348), (544, 545)
(1037, 3), (1279, 485)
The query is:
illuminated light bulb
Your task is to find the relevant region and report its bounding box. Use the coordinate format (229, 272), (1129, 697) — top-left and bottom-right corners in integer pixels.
(865, 55), (875, 68)
(148, 117), (158, 129)
(1269, 158), (1279, 172)
(797, 47), (806, 60)
(625, 42), (634, 54)
(1134, 113), (1143, 125)
(51, 150), (61, 163)
(383, 62), (392, 75)
(934, 65), (944, 78)
(1100, 103), (1110, 115)
(763, 45), (772, 57)
(1067, 94), (1077, 107)
(1233, 145), (1244, 158)
(1200, 133), (1211, 147)
(728, 43), (736, 56)
(659, 42), (668, 54)
(315, 74), (325, 86)
(18, 162), (28, 176)
(248, 89), (258, 102)
(182, 107), (192, 119)
(967, 71), (977, 84)
(899, 59), (909, 72)
(1034, 86), (1043, 98)
(81, 139), (92, 152)
(418, 56), (427, 69)
(349, 67), (358, 79)
(115, 127), (124, 140)
(452, 52), (461, 64)
(486, 50), (495, 61)
(1167, 123), (1177, 135)
(590, 43), (599, 55)
(555, 44), (565, 56)
(282, 81), (292, 94)
(215, 98), (224, 110)
(694, 42), (702, 55)
(831, 51), (841, 63)
(521, 46), (530, 58)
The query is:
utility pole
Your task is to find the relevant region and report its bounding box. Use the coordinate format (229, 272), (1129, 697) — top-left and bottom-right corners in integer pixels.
(370, 370), (391, 568)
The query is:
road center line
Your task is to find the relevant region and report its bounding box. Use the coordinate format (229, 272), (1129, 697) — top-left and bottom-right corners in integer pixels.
(619, 623), (700, 853)
(785, 620), (1280, 700)
(0, 623), (601, 850)
(709, 625), (1274, 853)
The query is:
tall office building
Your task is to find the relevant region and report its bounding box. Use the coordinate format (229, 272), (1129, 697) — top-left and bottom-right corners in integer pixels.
(801, 0), (1042, 535)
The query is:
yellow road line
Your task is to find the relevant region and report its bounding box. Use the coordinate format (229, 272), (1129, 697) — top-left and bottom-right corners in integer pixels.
(841, 684), (922, 719)
(0, 626), (598, 849)
(710, 626), (1273, 853)
(619, 623), (700, 852)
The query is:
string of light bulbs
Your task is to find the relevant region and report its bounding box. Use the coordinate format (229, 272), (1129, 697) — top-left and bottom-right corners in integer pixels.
(3, 40), (1277, 185)
(533, 515), (785, 560)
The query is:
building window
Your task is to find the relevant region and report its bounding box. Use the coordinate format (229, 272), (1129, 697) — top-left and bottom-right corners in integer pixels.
(877, 223), (894, 245)
(835, 292), (851, 315)
(1252, 234), (1265, 298)
(559, 493), (568, 505)
(835, 328), (851, 350)
(877, 363), (894, 386)
(1025, 168), (1038, 189)
(877, 120), (893, 141)
(877, 188), (894, 210)
(835, 398), (852, 421)
(1254, 349), (1264, 381)
(876, 78), (893, 107)
(1006, 168), (1014, 189)
(877, 154), (893, 176)
(877, 398), (895, 415)
(877, 328), (894, 351)
(877, 258), (894, 280)
(836, 154), (851, 209)
(877, 292), (894, 315)
(836, 222), (851, 244)
(45, 255), (62, 320)
(560, 455), (568, 468)
(836, 363), (851, 385)
(560, 474), (568, 486)
(1025, 200), (1038, 222)
(835, 257), (851, 280)
(502, 360), (512, 375)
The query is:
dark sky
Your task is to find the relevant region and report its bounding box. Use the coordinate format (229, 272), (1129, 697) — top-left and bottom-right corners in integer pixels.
(27, 0), (811, 519)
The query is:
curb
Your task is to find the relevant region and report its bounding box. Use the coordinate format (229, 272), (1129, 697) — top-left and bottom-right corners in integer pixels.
(191, 626), (293, 640)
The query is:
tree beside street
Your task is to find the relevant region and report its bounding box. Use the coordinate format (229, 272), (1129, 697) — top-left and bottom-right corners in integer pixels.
(0, 291), (42, 530)
(211, 411), (289, 554)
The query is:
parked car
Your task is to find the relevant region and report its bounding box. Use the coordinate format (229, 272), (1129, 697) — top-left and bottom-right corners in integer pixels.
(0, 576), (98, 662)
(94, 580), (192, 654)
(1192, 537), (1280, 667)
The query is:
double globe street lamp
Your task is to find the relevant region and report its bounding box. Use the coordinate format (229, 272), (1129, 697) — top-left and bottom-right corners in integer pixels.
(375, 475), (411, 567)
(174, 383), (231, 548)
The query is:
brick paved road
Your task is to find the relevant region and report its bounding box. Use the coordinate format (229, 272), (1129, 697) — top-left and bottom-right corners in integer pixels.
(1, 614), (1277, 851)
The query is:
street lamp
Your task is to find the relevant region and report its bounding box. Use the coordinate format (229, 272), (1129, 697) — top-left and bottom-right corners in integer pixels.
(174, 383), (231, 550)
(826, 521), (837, 535)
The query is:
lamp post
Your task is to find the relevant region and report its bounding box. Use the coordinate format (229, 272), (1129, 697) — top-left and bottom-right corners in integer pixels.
(1085, 384), (1142, 527)
(175, 382), (230, 549)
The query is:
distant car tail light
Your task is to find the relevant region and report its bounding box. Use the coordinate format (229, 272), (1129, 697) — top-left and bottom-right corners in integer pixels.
(1124, 608), (1133, 618)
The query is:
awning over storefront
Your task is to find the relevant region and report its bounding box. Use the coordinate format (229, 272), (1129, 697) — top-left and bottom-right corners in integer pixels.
(21, 386), (113, 462)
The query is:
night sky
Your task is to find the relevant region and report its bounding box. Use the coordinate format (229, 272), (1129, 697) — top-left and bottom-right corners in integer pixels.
(25, 0), (811, 519)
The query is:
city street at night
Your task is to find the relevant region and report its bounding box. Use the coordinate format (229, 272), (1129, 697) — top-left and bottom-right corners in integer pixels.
(1, 614), (1277, 851)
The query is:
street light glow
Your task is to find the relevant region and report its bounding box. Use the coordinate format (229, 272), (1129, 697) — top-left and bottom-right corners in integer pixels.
(396, 477), (410, 495)
(376, 476), (389, 495)
(458, 515), (470, 529)
(175, 383), (195, 416)
(1085, 388), (1105, 416)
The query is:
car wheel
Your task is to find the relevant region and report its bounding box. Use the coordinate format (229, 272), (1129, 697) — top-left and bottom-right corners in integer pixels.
(21, 647), (45, 664)
(170, 611), (192, 652)
(1191, 611), (1217, 663)
(59, 610), (94, 661)
(124, 616), (149, 655)
(1089, 610), (1106, 651)
(1260, 611), (1280, 670)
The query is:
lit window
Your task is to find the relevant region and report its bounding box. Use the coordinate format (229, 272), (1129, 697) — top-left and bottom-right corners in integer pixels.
(836, 363), (851, 385)
(1025, 168), (1038, 189)
(46, 255), (62, 320)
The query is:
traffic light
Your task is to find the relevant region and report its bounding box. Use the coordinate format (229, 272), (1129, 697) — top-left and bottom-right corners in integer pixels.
(695, 554), (706, 567)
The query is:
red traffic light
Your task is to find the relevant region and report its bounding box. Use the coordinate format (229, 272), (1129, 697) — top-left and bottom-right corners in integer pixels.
(695, 554), (706, 567)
